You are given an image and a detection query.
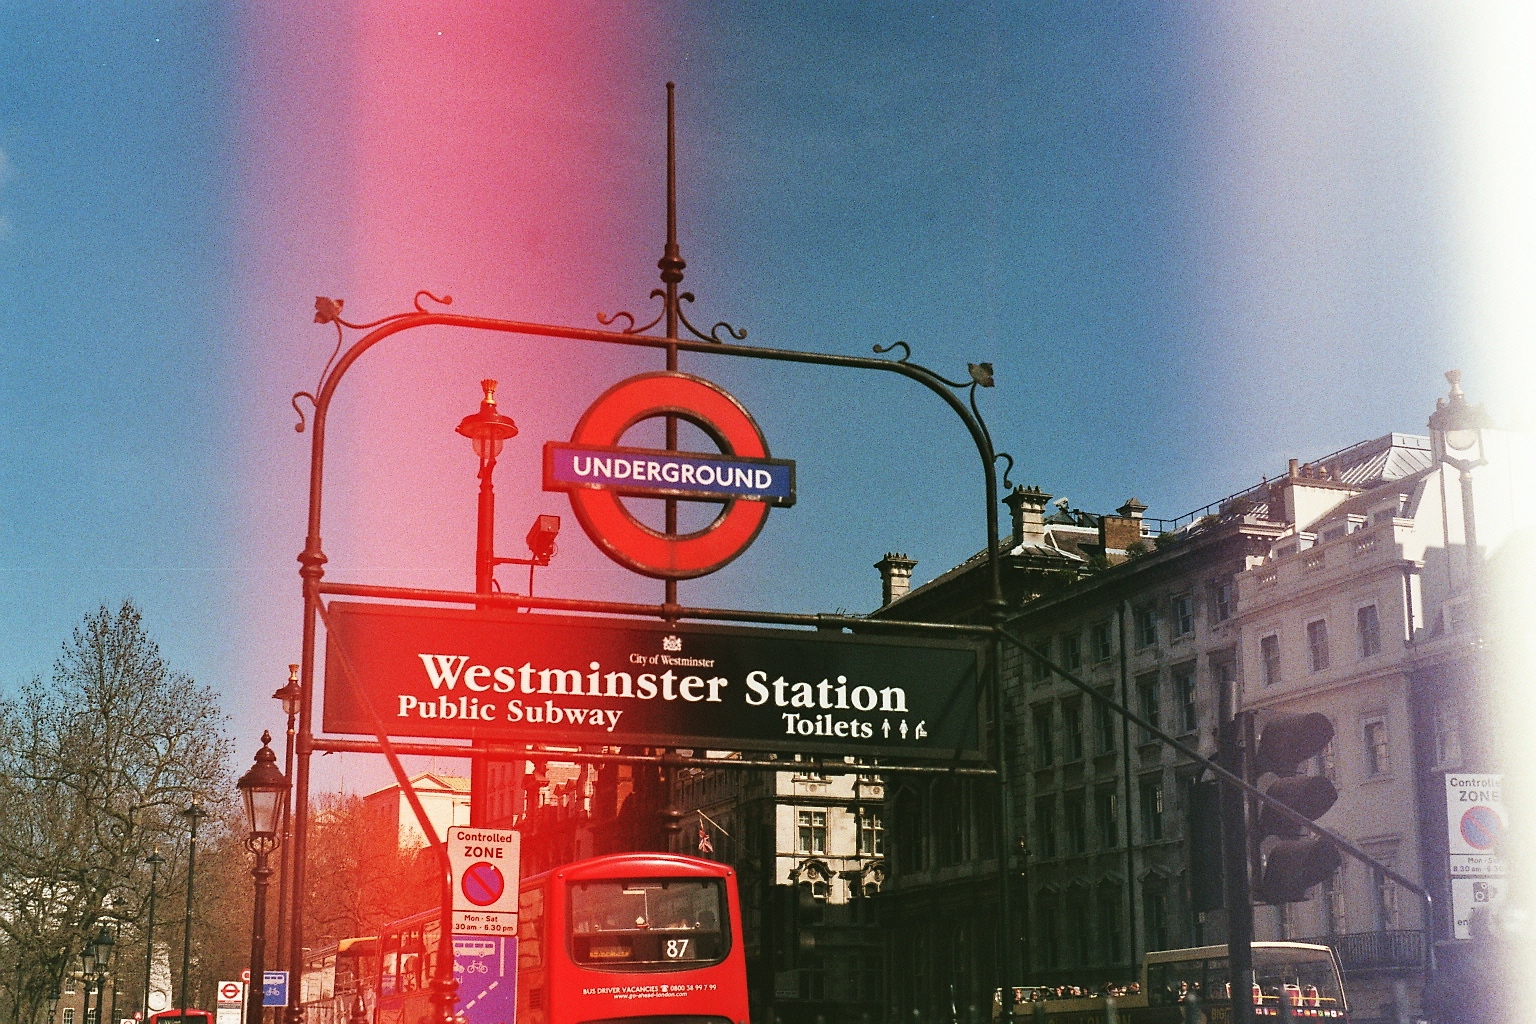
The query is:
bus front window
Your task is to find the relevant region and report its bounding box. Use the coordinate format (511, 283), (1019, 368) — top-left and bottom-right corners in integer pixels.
(1253, 948), (1345, 1012)
(568, 879), (728, 970)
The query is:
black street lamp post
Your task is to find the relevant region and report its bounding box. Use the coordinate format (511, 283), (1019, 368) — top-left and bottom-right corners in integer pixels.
(271, 668), (302, 967)
(179, 805), (207, 1024)
(83, 925), (113, 1024)
(456, 381), (560, 830)
(238, 733), (290, 1024)
(142, 851), (164, 1022)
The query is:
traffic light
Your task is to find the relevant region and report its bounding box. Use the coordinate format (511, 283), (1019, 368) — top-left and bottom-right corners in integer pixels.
(1252, 713), (1340, 904)
(1188, 778), (1225, 912)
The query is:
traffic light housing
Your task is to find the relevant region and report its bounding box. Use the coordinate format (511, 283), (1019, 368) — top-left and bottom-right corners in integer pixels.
(1252, 713), (1340, 904)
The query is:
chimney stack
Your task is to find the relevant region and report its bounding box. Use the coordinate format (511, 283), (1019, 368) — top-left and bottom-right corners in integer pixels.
(1100, 497), (1147, 552)
(1002, 485), (1053, 548)
(874, 553), (918, 607)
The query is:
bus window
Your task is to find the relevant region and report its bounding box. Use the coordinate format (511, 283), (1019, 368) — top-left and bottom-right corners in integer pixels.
(568, 878), (727, 969)
(1146, 958), (1209, 1007)
(380, 933), (400, 998)
(1253, 947), (1345, 1011)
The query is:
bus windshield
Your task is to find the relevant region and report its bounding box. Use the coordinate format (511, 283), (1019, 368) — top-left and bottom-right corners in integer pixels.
(1254, 946), (1345, 1011)
(568, 878), (727, 970)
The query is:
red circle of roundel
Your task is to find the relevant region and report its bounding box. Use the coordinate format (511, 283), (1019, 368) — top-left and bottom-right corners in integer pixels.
(566, 371), (773, 580)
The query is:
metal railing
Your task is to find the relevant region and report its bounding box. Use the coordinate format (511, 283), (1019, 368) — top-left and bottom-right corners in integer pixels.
(1302, 930), (1425, 973)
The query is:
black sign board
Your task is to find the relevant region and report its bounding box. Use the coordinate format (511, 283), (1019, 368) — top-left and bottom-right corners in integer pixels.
(322, 602), (983, 760)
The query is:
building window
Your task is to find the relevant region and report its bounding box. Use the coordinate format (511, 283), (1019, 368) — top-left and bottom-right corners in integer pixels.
(1098, 887), (1123, 964)
(1062, 699), (1084, 761)
(1171, 594), (1194, 637)
(1215, 658), (1236, 722)
(1136, 673), (1160, 741)
(1323, 876), (1345, 936)
(858, 808), (884, 856)
(1037, 890), (1059, 969)
(1434, 702), (1462, 767)
(1140, 775), (1164, 842)
(797, 810), (826, 854)
(1034, 795), (1058, 859)
(1093, 621), (1114, 661)
(1033, 705), (1054, 767)
(1064, 790), (1087, 855)
(1373, 863), (1399, 931)
(1261, 634), (1282, 686)
(1095, 787), (1119, 849)
(1062, 632), (1082, 671)
(1307, 619), (1330, 672)
(1095, 689), (1117, 753)
(1143, 881), (1169, 951)
(1214, 580), (1233, 622)
(1032, 639), (1051, 681)
(1314, 736), (1338, 782)
(1364, 718), (1391, 777)
(1174, 664), (1197, 734)
(1357, 604), (1382, 658)
(1136, 605), (1158, 647)
(64, 1011), (75, 1024)
(1069, 889), (1093, 965)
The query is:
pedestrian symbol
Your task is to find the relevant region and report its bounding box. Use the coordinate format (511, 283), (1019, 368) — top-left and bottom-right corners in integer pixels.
(461, 861), (505, 907)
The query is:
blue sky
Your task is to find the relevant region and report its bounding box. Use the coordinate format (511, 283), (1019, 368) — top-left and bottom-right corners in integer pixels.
(2, 3), (1518, 792)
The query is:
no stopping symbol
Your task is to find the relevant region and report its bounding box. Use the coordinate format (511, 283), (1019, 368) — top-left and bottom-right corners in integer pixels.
(545, 371), (795, 579)
(461, 861), (505, 907)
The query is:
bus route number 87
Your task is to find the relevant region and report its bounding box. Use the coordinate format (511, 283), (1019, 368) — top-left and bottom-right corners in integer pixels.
(665, 938), (694, 960)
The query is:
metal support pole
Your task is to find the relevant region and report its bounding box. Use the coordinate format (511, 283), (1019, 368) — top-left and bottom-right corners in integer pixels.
(1220, 715), (1254, 1024)
(245, 846), (274, 1024)
(143, 853), (161, 1022)
(179, 806), (205, 1024)
(275, 695), (297, 968)
(475, 455), (497, 600)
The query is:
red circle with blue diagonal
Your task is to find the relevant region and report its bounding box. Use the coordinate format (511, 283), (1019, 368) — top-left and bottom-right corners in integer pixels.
(1461, 805), (1503, 850)
(461, 861), (505, 907)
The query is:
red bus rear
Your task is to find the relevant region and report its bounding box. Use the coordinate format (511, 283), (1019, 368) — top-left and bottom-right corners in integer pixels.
(518, 852), (750, 1024)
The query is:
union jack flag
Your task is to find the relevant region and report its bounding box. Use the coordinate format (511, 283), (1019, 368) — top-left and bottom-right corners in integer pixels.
(697, 820), (714, 856)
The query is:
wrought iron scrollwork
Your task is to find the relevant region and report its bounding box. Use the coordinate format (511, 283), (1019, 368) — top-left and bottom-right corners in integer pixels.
(675, 292), (747, 344)
(598, 290), (667, 336)
(875, 342), (1015, 493)
(295, 293), (455, 432)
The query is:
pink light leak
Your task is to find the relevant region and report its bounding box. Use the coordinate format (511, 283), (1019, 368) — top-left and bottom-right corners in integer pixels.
(235, 2), (680, 600)
(230, 5), (690, 791)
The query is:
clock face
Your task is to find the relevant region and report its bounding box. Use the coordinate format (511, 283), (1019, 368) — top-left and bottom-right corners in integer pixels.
(147, 993), (169, 1012)
(1446, 428), (1479, 452)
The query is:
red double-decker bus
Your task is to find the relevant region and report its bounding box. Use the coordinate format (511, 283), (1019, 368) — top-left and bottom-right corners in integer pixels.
(362, 852), (748, 1024)
(518, 852), (749, 1024)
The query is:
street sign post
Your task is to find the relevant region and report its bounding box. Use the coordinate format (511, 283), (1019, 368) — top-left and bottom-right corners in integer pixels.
(323, 603), (983, 758)
(448, 826), (521, 935)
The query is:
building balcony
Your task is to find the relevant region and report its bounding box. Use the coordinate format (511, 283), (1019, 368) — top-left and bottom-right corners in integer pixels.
(1301, 930), (1426, 974)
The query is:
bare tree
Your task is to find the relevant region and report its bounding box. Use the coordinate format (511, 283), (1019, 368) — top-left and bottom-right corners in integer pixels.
(0, 601), (232, 1022)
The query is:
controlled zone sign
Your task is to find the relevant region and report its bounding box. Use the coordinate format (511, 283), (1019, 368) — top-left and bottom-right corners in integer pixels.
(322, 602), (983, 759)
(448, 826), (520, 935)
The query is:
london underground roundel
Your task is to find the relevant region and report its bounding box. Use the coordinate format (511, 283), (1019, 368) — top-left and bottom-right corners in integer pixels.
(544, 371), (795, 579)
